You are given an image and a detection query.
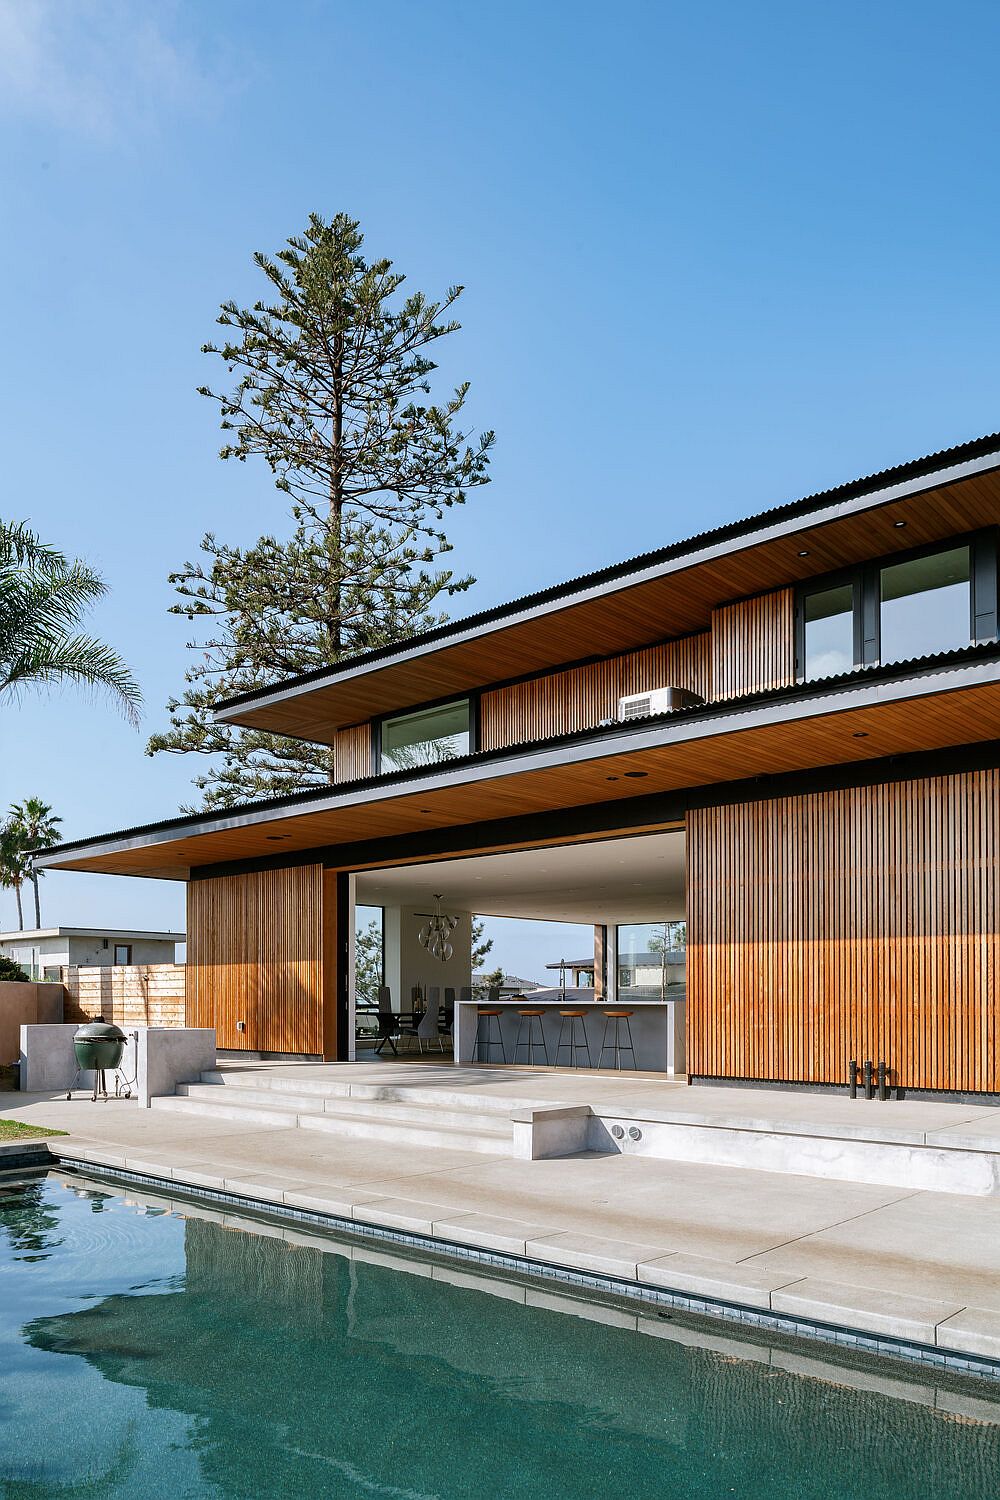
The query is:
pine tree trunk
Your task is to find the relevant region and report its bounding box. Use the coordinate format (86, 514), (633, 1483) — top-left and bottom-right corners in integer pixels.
(326, 339), (345, 785)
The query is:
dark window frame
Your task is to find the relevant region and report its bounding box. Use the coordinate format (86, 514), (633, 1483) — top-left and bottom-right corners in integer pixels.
(795, 529), (998, 682)
(113, 943), (132, 966)
(372, 692), (479, 776)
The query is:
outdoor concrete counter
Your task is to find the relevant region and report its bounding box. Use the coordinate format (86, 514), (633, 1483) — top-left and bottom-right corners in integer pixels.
(453, 998), (685, 1074)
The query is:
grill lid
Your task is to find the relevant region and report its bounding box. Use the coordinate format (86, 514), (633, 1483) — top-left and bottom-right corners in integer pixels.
(73, 1021), (126, 1041)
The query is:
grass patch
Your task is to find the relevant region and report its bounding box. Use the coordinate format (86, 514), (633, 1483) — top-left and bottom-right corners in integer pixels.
(0, 1118), (66, 1141)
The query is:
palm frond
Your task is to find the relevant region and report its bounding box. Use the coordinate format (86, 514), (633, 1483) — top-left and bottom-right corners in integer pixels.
(3, 633), (143, 727)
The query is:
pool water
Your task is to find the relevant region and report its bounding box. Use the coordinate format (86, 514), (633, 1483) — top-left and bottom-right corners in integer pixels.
(2, 1174), (1000, 1499)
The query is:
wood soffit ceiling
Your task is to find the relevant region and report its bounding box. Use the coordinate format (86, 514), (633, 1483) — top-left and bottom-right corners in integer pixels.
(38, 665), (1000, 880)
(211, 459), (1000, 743)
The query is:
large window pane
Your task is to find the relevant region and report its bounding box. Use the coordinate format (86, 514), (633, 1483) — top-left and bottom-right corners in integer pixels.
(616, 921), (686, 1001)
(803, 583), (855, 680)
(880, 546), (971, 665)
(380, 700), (470, 773)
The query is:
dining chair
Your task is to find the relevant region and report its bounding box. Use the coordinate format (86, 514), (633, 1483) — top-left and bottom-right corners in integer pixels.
(416, 987), (445, 1054)
(374, 985), (400, 1056)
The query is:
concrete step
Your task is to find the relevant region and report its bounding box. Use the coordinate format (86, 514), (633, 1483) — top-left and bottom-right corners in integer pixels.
(151, 1089), (513, 1155)
(178, 1082), (513, 1136)
(200, 1068), (537, 1117)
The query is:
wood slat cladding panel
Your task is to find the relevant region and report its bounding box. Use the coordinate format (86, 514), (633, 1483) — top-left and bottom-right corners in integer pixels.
(480, 635), (711, 751)
(711, 589), (795, 700)
(687, 771), (1000, 1092)
(187, 864), (325, 1053)
(333, 724), (372, 782)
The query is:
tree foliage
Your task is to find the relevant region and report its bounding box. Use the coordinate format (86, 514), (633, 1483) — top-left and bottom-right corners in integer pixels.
(148, 213), (493, 809)
(0, 954), (29, 982)
(0, 520), (141, 726)
(0, 823), (30, 931)
(7, 799), (62, 928)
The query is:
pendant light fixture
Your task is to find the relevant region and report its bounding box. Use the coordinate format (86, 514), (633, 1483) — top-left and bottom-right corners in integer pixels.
(418, 894), (458, 963)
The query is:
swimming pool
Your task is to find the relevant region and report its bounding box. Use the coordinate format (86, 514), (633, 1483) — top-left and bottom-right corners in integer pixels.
(2, 1171), (1000, 1499)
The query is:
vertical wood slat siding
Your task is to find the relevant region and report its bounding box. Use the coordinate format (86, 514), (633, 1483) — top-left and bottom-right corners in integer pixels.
(710, 588), (795, 700)
(333, 724), (372, 782)
(686, 770), (1000, 1093)
(480, 634), (712, 752)
(187, 865), (325, 1053)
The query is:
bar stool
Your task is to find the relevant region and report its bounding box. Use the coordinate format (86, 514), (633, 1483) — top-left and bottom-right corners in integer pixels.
(476, 1008), (506, 1064)
(599, 1009), (636, 1070)
(556, 1010), (592, 1068)
(514, 1008), (549, 1065)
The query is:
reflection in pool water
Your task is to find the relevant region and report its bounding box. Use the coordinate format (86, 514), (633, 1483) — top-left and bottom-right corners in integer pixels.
(2, 1173), (1000, 1499)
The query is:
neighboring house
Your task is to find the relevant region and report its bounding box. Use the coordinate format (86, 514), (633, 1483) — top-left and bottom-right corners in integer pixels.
(545, 958), (596, 987)
(472, 971), (542, 997)
(0, 928), (185, 982)
(36, 430), (1000, 1097)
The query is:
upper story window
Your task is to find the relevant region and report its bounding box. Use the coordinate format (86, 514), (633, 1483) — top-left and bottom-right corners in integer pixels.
(879, 545), (970, 665)
(803, 582), (856, 681)
(798, 534), (996, 683)
(379, 699), (471, 773)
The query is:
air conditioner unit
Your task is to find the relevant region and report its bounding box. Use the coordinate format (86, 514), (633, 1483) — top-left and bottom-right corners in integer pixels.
(617, 686), (704, 721)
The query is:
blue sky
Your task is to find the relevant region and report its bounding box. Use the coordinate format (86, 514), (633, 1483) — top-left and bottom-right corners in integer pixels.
(2, 0), (999, 974)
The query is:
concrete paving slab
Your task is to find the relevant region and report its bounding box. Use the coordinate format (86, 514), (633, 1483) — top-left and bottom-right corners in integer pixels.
(353, 1196), (452, 1233)
(637, 1252), (806, 1309)
(770, 1279), (964, 1342)
(284, 1185), (383, 1217)
(431, 1212), (554, 1255)
(936, 1306), (1000, 1360)
(524, 1230), (673, 1279)
(744, 1189), (1000, 1312)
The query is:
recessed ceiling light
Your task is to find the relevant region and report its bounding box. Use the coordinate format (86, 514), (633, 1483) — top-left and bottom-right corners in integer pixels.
(852, 731), (869, 739)
(266, 834), (291, 841)
(606, 775), (619, 782)
(893, 519), (907, 528)
(798, 549), (810, 557)
(420, 808), (434, 813)
(624, 771), (648, 779)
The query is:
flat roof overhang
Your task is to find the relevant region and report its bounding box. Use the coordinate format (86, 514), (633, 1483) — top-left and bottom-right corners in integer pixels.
(36, 653), (1000, 880)
(212, 441), (1000, 743)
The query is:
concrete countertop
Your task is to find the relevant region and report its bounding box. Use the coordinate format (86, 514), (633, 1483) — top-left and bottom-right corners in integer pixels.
(455, 997), (684, 1007)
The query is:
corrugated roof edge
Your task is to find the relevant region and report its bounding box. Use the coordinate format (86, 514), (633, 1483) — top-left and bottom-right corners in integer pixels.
(37, 639), (1000, 862)
(214, 428), (1000, 713)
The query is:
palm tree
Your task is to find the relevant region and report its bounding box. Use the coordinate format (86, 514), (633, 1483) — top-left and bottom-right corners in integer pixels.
(0, 520), (142, 724)
(8, 799), (62, 927)
(0, 822), (29, 930)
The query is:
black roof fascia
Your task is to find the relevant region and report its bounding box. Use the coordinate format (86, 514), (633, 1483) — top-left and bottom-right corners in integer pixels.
(213, 431), (1000, 719)
(35, 639), (1000, 868)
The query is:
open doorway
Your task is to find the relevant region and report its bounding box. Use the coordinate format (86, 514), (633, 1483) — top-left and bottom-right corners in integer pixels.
(351, 828), (686, 1071)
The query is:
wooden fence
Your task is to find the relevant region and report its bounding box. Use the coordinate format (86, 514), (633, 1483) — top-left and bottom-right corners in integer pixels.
(61, 964), (185, 1029)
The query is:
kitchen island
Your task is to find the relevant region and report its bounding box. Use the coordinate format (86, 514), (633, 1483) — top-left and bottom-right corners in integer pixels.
(453, 996), (686, 1074)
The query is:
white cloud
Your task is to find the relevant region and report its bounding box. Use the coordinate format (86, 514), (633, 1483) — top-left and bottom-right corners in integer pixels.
(0, 0), (210, 139)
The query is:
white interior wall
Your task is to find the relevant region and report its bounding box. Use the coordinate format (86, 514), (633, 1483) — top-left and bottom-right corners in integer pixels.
(382, 903), (473, 1012)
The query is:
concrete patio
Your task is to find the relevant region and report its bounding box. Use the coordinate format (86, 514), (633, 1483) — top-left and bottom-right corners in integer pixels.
(5, 1059), (1000, 1367)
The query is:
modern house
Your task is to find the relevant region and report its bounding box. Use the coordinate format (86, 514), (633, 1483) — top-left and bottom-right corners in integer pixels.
(0, 927), (185, 981)
(36, 431), (1000, 1095)
(472, 971), (544, 997)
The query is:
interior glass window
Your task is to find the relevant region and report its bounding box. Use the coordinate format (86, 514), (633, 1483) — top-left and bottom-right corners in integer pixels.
(616, 921), (686, 1000)
(880, 546), (971, 665)
(803, 583), (855, 680)
(380, 700), (470, 773)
